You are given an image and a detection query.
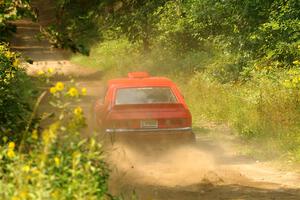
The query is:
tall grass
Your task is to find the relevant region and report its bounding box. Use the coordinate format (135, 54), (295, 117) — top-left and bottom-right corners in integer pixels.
(71, 39), (300, 162)
(186, 73), (300, 159)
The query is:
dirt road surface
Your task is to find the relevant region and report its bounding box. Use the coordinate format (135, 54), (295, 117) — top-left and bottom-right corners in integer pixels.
(10, 2), (300, 199)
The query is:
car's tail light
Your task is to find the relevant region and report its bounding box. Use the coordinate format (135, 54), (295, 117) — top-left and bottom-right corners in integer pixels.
(161, 118), (188, 128)
(107, 120), (139, 129)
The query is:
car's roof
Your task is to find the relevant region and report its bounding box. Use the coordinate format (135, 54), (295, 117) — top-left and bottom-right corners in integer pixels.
(108, 73), (176, 88)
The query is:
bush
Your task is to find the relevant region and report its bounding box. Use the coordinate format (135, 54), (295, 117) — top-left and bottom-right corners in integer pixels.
(0, 44), (38, 142)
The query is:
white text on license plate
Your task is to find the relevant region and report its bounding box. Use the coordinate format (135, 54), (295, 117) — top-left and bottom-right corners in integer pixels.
(140, 120), (158, 128)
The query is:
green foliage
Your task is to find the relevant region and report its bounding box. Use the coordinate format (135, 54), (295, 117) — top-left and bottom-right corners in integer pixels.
(251, 0), (300, 69)
(0, 0), (34, 41)
(46, 0), (299, 77)
(0, 44), (37, 141)
(43, 0), (170, 54)
(153, 0), (299, 81)
(68, 0), (293, 81)
(107, 0), (169, 52)
(40, 0), (108, 55)
(0, 82), (112, 199)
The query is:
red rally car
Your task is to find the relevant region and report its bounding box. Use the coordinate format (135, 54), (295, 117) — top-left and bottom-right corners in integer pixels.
(93, 72), (195, 142)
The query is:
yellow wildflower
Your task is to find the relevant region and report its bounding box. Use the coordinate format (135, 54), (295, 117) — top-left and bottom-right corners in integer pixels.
(90, 138), (96, 148)
(5, 51), (13, 58)
(47, 67), (54, 74)
(293, 60), (300, 65)
(74, 106), (83, 116)
(37, 70), (45, 76)
(81, 87), (87, 96)
(22, 165), (30, 173)
(287, 69), (297, 75)
(72, 151), (80, 158)
(13, 59), (19, 67)
(20, 191), (28, 199)
(31, 167), (40, 175)
(292, 77), (299, 84)
(8, 142), (15, 150)
(283, 80), (292, 88)
(55, 82), (64, 91)
(7, 149), (15, 158)
(293, 83), (297, 88)
(51, 190), (60, 198)
(54, 156), (60, 167)
(49, 123), (59, 134)
(49, 87), (57, 94)
(32, 130), (38, 140)
(11, 196), (20, 200)
(42, 123), (59, 144)
(68, 87), (79, 97)
(42, 130), (50, 144)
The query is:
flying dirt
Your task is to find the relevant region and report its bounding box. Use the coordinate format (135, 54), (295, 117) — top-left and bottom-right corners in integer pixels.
(105, 133), (300, 200)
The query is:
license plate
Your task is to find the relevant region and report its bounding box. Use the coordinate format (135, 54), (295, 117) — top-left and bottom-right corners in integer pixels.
(140, 120), (158, 129)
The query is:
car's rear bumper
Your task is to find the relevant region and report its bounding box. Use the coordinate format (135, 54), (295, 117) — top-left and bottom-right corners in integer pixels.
(103, 127), (195, 145)
(105, 127), (192, 133)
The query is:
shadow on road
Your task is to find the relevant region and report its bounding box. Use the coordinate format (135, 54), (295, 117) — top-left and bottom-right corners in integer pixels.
(116, 182), (300, 200)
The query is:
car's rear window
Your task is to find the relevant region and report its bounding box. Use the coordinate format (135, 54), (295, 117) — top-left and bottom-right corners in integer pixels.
(115, 87), (178, 105)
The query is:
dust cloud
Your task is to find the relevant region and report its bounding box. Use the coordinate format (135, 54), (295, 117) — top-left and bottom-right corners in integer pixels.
(106, 140), (250, 192)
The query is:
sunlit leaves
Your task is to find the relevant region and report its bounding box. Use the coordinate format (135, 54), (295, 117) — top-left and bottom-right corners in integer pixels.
(0, 0), (34, 41)
(0, 44), (37, 140)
